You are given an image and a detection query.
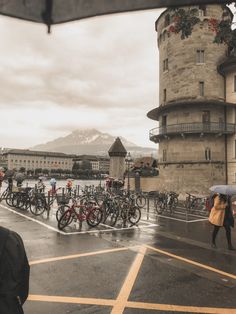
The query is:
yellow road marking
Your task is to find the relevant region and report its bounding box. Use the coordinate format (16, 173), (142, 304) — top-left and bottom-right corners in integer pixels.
(28, 295), (236, 313)
(30, 247), (130, 265)
(145, 244), (236, 280)
(127, 301), (236, 313)
(111, 245), (147, 314)
(28, 294), (115, 306)
(28, 245), (236, 313)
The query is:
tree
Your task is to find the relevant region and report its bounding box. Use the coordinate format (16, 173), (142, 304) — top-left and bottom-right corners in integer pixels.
(35, 168), (42, 175)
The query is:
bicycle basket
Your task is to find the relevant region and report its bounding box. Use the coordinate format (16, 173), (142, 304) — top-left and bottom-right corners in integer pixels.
(56, 194), (70, 204)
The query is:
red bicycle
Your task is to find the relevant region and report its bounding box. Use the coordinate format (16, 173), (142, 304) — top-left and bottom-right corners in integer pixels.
(58, 198), (103, 230)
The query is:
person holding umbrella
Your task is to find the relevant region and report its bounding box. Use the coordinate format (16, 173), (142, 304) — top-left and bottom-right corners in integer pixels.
(209, 192), (234, 250)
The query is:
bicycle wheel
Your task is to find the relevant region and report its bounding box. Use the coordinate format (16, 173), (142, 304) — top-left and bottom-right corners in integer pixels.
(56, 205), (70, 222)
(58, 210), (73, 230)
(171, 197), (178, 209)
(5, 192), (14, 207)
(30, 196), (47, 216)
(154, 197), (163, 214)
(128, 206), (141, 225)
(0, 190), (7, 203)
(86, 207), (103, 227)
(136, 195), (146, 208)
(12, 194), (21, 209)
(105, 207), (119, 227)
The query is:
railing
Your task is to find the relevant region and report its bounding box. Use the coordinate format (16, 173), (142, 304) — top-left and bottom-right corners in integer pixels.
(150, 122), (236, 141)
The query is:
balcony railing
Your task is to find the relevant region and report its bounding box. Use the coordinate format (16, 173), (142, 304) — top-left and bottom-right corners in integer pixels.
(149, 122), (236, 142)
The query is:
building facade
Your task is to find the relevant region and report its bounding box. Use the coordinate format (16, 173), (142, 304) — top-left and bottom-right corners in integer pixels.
(147, 4), (236, 194)
(3, 149), (75, 173)
(73, 155), (110, 173)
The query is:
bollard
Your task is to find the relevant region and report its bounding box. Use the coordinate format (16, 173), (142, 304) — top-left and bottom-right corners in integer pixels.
(79, 200), (83, 231)
(185, 202), (188, 222)
(47, 190), (51, 219)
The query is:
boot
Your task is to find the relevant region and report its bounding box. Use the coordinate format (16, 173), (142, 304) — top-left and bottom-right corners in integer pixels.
(228, 244), (234, 250)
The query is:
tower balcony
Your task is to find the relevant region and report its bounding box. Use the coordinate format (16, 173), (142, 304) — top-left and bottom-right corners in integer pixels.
(149, 122), (236, 143)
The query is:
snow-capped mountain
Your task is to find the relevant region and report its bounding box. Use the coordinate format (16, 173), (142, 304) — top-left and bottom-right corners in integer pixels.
(32, 129), (157, 157)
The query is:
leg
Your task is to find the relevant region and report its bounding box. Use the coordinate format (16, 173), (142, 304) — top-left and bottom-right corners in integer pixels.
(212, 225), (220, 247)
(224, 225), (233, 250)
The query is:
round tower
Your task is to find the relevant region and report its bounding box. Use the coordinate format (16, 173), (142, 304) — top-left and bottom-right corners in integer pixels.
(219, 56), (236, 184)
(147, 4), (236, 194)
(108, 137), (127, 180)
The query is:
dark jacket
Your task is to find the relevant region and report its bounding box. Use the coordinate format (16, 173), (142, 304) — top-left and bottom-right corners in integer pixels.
(0, 227), (29, 314)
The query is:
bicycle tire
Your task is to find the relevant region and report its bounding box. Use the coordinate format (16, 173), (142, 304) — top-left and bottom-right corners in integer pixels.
(86, 207), (103, 227)
(58, 210), (73, 230)
(0, 190), (7, 203)
(12, 194), (21, 209)
(128, 206), (141, 225)
(154, 198), (163, 214)
(30, 196), (47, 216)
(5, 192), (14, 207)
(136, 195), (146, 208)
(104, 207), (119, 227)
(56, 205), (70, 222)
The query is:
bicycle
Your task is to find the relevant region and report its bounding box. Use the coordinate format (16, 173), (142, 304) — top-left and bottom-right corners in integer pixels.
(155, 191), (179, 214)
(58, 199), (103, 231)
(185, 193), (208, 215)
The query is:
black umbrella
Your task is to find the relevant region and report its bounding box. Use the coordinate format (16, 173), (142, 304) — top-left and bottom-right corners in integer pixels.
(0, 0), (228, 33)
(4, 170), (15, 179)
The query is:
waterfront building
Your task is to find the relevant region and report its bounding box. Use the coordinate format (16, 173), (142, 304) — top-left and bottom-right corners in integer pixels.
(3, 149), (75, 173)
(72, 155), (110, 173)
(147, 4), (236, 194)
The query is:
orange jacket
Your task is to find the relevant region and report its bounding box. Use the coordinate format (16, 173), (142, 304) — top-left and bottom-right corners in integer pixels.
(208, 195), (227, 226)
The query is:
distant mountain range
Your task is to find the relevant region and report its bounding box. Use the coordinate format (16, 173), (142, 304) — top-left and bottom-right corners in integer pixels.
(32, 129), (157, 158)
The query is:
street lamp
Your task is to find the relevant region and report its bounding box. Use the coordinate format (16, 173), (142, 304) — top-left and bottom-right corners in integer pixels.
(125, 152), (132, 195)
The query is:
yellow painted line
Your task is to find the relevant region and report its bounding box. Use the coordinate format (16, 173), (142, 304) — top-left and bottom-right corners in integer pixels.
(111, 245), (147, 314)
(28, 295), (236, 313)
(127, 301), (236, 313)
(28, 294), (115, 306)
(30, 247), (130, 265)
(145, 245), (236, 280)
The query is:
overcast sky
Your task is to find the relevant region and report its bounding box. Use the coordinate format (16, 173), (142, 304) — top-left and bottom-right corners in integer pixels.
(0, 8), (165, 149)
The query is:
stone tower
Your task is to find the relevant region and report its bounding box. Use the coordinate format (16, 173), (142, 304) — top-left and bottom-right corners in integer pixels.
(108, 137), (127, 180)
(147, 4), (236, 194)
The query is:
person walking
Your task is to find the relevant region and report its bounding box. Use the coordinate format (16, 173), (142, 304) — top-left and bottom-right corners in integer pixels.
(37, 178), (45, 193)
(49, 178), (57, 194)
(209, 193), (234, 250)
(0, 168), (5, 191)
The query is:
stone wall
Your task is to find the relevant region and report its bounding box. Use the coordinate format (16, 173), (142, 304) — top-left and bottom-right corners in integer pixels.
(159, 135), (225, 163)
(128, 161), (225, 198)
(157, 5), (228, 106)
(226, 72), (236, 104)
(109, 156), (125, 180)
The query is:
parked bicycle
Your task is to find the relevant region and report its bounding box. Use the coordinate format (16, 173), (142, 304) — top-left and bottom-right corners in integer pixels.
(185, 193), (208, 215)
(58, 198), (103, 231)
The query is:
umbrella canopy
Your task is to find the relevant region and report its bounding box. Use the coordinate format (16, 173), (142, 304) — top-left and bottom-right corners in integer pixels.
(0, 0), (228, 33)
(15, 172), (25, 182)
(4, 170), (15, 178)
(209, 185), (236, 196)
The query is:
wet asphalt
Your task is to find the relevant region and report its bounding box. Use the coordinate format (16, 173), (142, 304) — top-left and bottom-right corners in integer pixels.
(0, 202), (236, 314)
